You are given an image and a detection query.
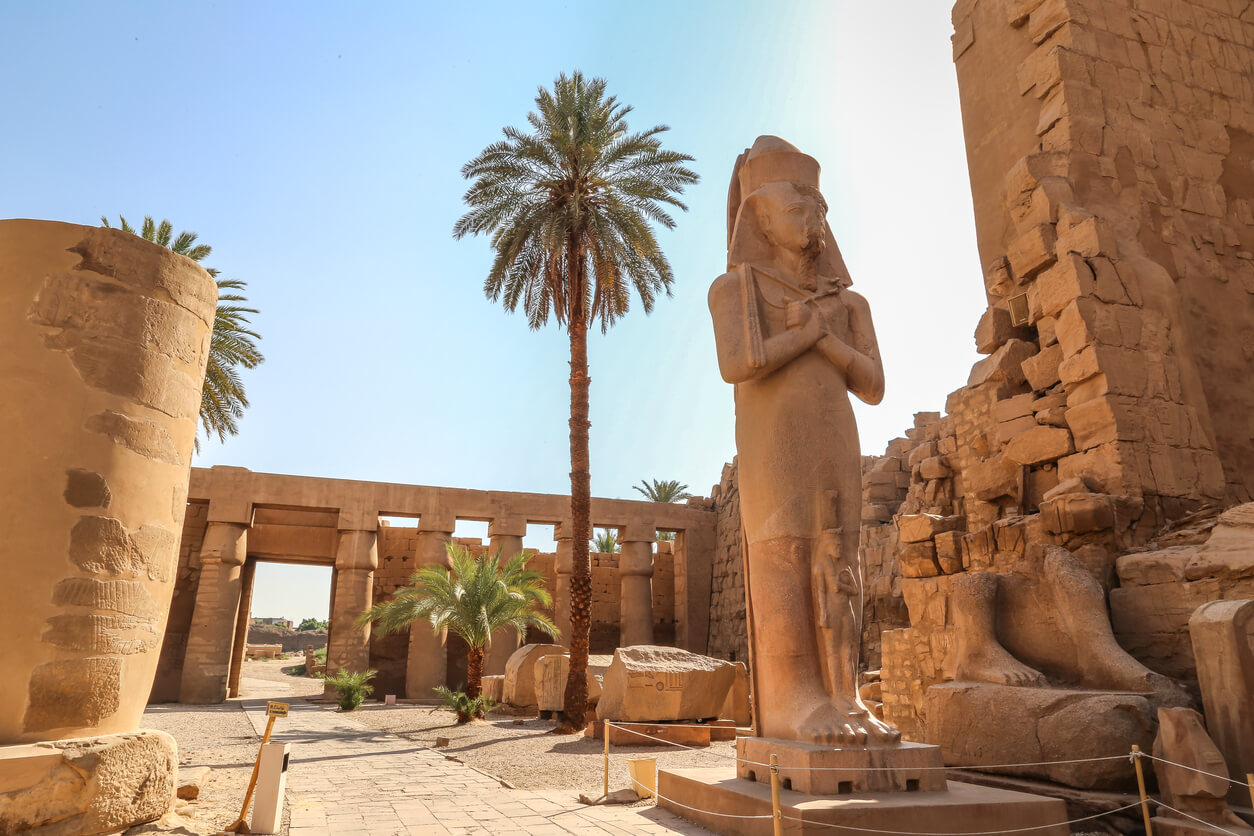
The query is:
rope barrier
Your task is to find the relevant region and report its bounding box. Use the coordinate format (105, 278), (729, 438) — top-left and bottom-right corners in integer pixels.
(602, 721), (737, 757)
(1151, 799), (1248, 836)
(1139, 752), (1248, 788)
(777, 800), (1149, 835)
(735, 754), (1131, 772)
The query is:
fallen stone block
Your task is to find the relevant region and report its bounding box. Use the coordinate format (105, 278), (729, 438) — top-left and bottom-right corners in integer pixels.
(596, 646), (737, 723)
(502, 644), (566, 707)
(176, 766), (210, 800)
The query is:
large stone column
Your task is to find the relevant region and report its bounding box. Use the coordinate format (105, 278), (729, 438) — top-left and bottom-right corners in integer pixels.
(554, 523), (574, 648)
(619, 524), (656, 648)
(324, 515), (378, 693)
(0, 220), (215, 833)
(485, 516), (528, 675)
(405, 514), (453, 698)
(180, 507), (251, 704)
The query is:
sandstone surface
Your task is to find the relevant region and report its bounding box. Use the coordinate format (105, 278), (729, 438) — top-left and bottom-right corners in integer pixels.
(596, 646), (737, 723)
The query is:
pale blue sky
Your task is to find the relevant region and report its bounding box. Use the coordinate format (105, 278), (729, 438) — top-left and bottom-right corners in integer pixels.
(3, 2), (985, 621)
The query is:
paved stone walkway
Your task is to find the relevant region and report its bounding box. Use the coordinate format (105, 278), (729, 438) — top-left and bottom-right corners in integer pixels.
(240, 700), (714, 836)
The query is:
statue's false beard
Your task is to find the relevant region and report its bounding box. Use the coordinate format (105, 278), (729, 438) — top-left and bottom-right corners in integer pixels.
(798, 242), (823, 291)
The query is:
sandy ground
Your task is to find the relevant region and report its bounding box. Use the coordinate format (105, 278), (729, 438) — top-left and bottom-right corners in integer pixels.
(129, 656), (323, 835)
(351, 702), (742, 799)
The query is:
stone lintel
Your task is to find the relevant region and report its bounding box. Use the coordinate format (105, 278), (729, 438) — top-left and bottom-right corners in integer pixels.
(205, 499), (253, 526)
(619, 522), (657, 543)
(487, 516), (528, 538)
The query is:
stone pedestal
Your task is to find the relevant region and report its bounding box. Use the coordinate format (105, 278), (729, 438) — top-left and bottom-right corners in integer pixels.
(0, 730), (178, 835)
(584, 719), (715, 747)
(736, 738), (947, 795)
(657, 767), (1069, 836)
(1189, 599), (1254, 808)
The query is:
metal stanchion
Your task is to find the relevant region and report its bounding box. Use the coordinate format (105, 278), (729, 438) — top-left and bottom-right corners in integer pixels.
(1131, 745), (1154, 836)
(603, 721), (610, 799)
(769, 753), (783, 836)
(1247, 772), (1254, 811)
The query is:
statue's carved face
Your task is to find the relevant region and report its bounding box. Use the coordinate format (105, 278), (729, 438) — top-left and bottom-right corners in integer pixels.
(755, 182), (827, 258)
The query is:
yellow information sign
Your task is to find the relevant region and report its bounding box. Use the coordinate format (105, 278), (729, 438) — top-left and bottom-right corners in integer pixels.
(266, 701), (289, 718)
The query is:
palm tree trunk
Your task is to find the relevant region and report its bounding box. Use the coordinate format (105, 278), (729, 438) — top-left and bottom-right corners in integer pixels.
(466, 645), (484, 700)
(558, 259), (592, 733)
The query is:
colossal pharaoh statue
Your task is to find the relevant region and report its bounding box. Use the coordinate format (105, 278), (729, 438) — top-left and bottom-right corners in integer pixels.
(709, 136), (898, 745)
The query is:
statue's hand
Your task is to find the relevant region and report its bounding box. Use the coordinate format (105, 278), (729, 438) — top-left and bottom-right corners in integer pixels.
(785, 300), (811, 330)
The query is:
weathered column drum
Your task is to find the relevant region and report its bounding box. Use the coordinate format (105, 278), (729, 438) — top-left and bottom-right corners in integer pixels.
(0, 219), (215, 833)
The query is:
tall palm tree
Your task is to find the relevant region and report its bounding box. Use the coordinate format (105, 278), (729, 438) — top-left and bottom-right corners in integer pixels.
(101, 216), (263, 449)
(358, 543), (557, 699)
(632, 478), (692, 503)
(453, 71), (697, 732)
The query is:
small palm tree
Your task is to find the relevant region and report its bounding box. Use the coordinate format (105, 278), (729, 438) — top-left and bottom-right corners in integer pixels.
(358, 543), (557, 699)
(454, 71), (696, 733)
(632, 479), (692, 503)
(101, 215), (263, 450)
(593, 528), (619, 554)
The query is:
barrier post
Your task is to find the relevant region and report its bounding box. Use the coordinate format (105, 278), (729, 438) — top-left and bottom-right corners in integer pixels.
(1131, 745), (1153, 836)
(769, 753), (783, 836)
(1247, 773), (1254, 811)
(603, 721), (610, 798)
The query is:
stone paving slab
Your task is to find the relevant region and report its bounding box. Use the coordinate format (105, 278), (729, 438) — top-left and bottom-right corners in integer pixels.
(239, 700), (713, 835)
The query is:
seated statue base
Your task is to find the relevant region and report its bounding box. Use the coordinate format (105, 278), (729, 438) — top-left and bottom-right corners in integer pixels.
(658, 766), (1070, 836)
(585, 719), (727, 747)
(926, 682), (1155, 790)
(737, 737), (947, 795)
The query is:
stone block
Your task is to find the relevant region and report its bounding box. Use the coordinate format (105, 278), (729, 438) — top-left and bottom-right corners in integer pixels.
(907, 442), (937, 468)
(998, 415), (1040, 445)
(897, 514), (964, 544)
(596, 646), (737, 723)
(935, 531), (965, 574)
(975, 307), (1025, 354)
(1189, 598), (1254, 806)
(1056, 216), (1119, 259)
(1004, 426), (1075, 466)
(1022, 343), (1063, 391)
(1039, 492), (1115, 534)
(0, 730), (176, 835)
(502, 643), (566, 707)
(968, 339), (1037, 388)
(918, 456), (952, 481)
(994, 392), (1038, 423)
(965, 455), (1021, 502)
(737, 737), (946, 795)
(926, 683), (1153, 789)
(900, 541), (941, 578)
(1152, 707), (1243, 826)
(1007, 224), (1058, 279)
(1034, 254), (1095, 318)
(1065, 396), (1120, 450)
(720, 662), (751, 726)
(177, 765), (210, 800)
(481, 674), (504, 703)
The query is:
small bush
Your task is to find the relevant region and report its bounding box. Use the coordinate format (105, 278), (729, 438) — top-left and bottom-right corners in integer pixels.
(326, 668), (376, 711)
(434, 686), (494, 724)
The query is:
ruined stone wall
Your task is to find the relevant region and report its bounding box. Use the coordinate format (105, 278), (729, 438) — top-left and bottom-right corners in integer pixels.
(870, 0), (1254, 740)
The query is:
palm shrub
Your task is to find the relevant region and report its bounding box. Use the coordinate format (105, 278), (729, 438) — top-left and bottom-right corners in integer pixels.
(325, 668), (376, 711)
(454, 71), (696, 732)
(100, 215), (263, 449)
(434, 685), (496, 724)
(359, 543), (558, 698)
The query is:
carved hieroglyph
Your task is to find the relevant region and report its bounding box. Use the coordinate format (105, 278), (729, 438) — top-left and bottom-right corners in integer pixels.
(0, 220), (215, 743)
(709, 136), (897, 744)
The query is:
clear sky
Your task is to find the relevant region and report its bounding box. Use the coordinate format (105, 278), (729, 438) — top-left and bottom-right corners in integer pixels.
(2, 1), (985, 622)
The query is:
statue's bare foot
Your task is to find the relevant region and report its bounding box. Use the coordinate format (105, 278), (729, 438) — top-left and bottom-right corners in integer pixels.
(798, 697), (901, 746)
(956, 643), (1047, 687)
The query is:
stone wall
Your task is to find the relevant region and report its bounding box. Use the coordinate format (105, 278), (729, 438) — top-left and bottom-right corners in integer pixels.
(706, 462), (749, 664)
(868, 0), (1254, 741)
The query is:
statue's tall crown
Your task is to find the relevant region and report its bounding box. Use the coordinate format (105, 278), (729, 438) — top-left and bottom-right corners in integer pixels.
(737, 135), (821, 199)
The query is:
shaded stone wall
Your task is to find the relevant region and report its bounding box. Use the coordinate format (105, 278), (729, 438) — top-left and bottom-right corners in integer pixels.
(368, 528), (678, 695)
(706, 462), (749, 664)
(149, 502), (210, 702)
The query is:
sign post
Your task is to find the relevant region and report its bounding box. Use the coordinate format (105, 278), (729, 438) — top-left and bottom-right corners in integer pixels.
(225, 702), (289, 833)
